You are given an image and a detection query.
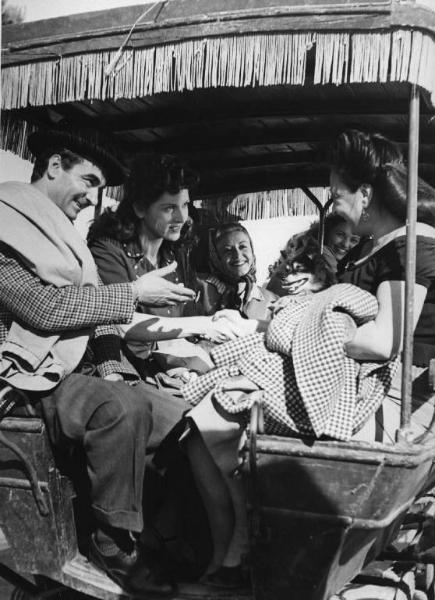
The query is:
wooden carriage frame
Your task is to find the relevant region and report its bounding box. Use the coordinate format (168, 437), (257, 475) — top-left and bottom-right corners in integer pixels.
(3, 1), (435, 599)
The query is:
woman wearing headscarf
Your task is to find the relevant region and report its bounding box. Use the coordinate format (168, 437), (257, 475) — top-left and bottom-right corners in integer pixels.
(198, 222), (277, 321)
(182, 129), (435, 587)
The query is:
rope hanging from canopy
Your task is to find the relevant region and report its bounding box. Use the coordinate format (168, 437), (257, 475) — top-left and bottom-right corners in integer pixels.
(2, 29), (435, 110)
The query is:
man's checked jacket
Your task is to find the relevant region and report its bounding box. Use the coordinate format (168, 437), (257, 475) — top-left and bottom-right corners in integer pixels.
(0, 241), (139, 382)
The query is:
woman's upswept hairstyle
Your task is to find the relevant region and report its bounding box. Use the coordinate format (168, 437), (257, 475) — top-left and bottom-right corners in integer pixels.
(88, 154), (198, 245)
(126, 154), (199, 212)
(376, 162), (435, 227)
(329, 129), (435, 226)
(329, 129), (403, 192)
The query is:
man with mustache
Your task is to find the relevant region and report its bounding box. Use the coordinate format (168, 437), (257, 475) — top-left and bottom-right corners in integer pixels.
(0, 128), (196, 593)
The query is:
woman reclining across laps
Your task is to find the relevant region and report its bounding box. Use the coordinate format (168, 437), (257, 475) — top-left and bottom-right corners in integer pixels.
(184, 129), (435, 587)
(88, 155), (251, 384)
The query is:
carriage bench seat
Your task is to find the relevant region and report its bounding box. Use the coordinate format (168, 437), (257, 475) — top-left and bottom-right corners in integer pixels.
(0, 413), (78, 577)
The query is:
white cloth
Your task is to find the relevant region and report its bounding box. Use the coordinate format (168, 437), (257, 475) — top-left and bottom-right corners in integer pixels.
(0, 182), (99, 390)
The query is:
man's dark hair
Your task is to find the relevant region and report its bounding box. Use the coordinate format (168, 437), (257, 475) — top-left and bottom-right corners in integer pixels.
(30, 148), (85, 183)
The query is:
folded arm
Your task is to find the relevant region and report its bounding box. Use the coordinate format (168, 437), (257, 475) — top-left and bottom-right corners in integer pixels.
(345, 280), (427, 361)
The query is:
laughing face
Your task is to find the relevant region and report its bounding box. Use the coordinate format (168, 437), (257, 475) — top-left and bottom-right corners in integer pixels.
(327, 222), (360, 261)
(138, 189), (190, 242)
(48, 157), (105, 221)
(216, 230), (254, 279)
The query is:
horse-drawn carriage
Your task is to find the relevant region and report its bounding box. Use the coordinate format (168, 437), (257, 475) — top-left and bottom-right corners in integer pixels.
(2, 1), (435, 598)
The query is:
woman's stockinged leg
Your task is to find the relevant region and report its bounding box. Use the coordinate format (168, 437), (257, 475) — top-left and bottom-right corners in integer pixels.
(186, 430), (234, 573)
(215, 436), (249, 568)
(187, 391), (249, 572)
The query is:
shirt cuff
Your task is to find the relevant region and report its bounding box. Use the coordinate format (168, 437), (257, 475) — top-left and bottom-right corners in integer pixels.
(97, 360), (141, 384)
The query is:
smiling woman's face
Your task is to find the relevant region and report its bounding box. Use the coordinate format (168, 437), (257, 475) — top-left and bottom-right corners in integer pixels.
(327, 222), (360, 261)
(216, 230), (254, 278)
(136, 189), (190, 241)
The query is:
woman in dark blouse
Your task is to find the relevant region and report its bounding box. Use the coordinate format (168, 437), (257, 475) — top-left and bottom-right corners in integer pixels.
(330, 129), (435, 442)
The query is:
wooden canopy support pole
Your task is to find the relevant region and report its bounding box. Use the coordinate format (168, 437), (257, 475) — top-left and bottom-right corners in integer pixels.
(400, 84), (420, 431)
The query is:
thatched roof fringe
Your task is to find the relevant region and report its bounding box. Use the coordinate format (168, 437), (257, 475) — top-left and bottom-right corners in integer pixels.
(1, 113), (36, 160)
(2, 29), (435, 110)
(0, 113), (327, 217)
(198, 188), (328, 222)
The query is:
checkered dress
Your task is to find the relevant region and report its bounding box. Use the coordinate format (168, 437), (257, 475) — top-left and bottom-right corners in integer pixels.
(183, 284), (399, 441)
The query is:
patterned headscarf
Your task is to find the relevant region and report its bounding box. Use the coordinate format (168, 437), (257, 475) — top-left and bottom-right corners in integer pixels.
(209, 223), (257, 315)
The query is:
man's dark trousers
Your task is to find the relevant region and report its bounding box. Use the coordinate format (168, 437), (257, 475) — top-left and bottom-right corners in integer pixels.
(39, 374), (187, 532)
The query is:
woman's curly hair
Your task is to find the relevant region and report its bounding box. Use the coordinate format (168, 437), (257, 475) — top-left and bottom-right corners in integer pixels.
(88, 154), (199, 245)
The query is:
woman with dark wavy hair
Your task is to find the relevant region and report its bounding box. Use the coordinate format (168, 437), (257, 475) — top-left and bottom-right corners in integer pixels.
(181, 130), (435, 589)
(88, 154), (248, 381)
(330, 129), (435, 442)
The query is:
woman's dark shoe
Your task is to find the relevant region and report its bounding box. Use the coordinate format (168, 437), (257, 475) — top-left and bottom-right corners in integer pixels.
(203, 565), (250, 589)
(89, 534), (173, 595)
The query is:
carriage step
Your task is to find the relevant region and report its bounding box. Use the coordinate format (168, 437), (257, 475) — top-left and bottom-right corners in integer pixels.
(62, 554), (128, 599)
(61, 554), (252, 600)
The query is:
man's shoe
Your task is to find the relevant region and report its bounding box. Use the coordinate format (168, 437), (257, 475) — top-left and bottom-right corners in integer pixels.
(89, 534), (173, 595)
(203, 565), (250, 590)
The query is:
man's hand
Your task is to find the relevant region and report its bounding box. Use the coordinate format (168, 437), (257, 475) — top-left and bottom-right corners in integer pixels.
(132, 262), (196, 306)
(103, 373), (124, 382)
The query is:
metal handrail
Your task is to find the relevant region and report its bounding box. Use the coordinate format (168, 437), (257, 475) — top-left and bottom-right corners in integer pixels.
(400, 84), (420, 433)
(0, 430), (49, 516)
(0, 383), (49, 516)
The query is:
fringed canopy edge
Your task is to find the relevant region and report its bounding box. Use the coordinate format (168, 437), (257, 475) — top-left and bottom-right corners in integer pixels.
(0, 112), (326, 215)
(2, 29), (435, 110)
(196, 188), (328, 221)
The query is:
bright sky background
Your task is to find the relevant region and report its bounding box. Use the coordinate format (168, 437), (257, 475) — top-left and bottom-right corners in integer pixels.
(8, 0), (155, 22)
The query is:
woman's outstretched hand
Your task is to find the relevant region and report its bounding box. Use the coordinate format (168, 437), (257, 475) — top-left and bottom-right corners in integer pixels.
(211, 310), (260, 337)
(132, 262), (196, 306)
